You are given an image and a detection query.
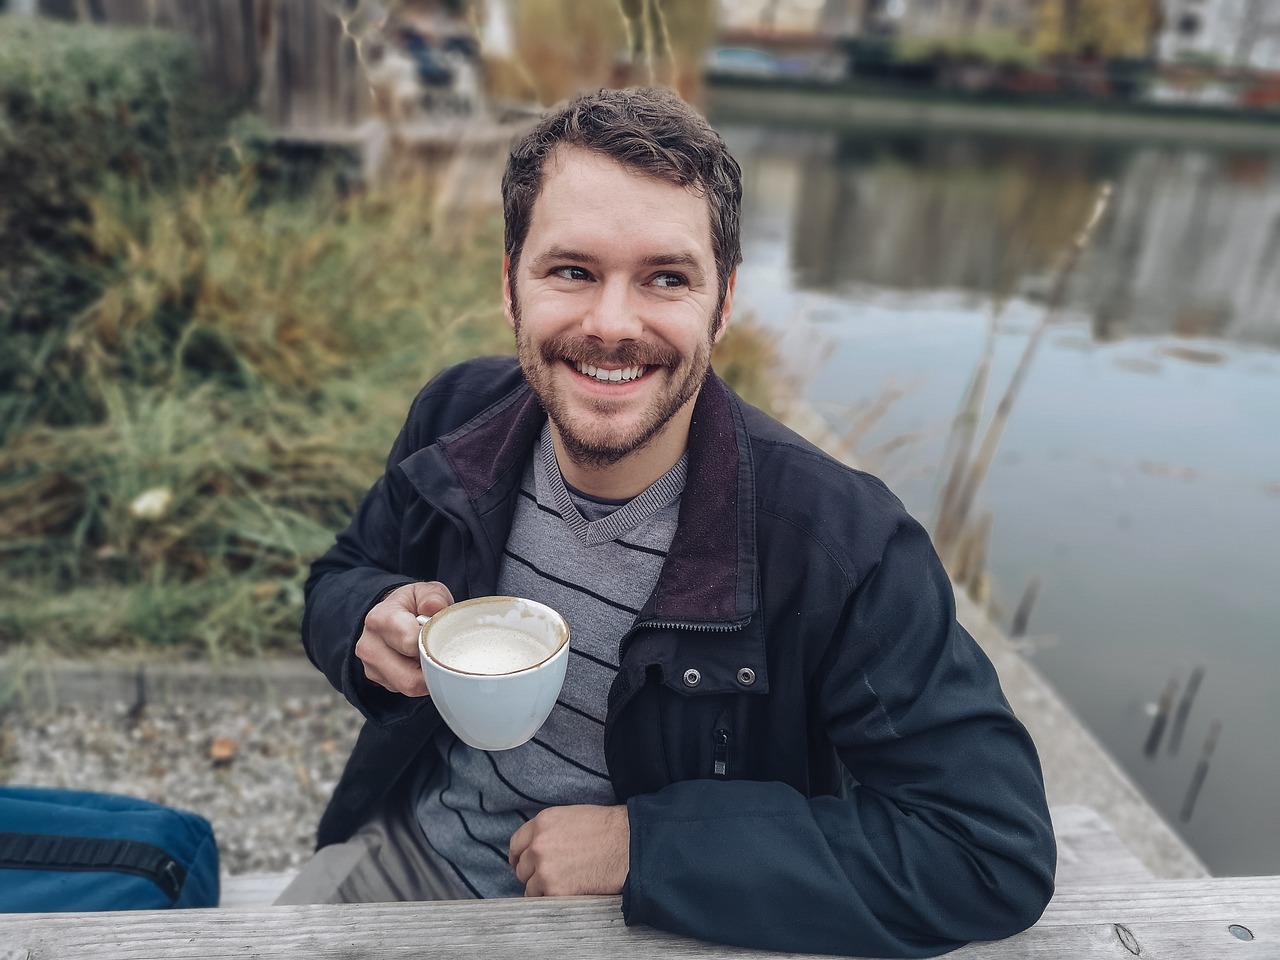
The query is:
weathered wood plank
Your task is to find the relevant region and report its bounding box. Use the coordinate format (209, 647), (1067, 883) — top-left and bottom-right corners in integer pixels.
(2, 879), (1276, 960)
(1052, 804), (1154, 885)
(217, 872), (297, 909)
(971, 917), (1275, 957)
(1040, 875), (1280, 925)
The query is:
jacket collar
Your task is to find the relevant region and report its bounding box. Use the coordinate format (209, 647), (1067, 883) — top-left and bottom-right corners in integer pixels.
(439, 370), (759, 626)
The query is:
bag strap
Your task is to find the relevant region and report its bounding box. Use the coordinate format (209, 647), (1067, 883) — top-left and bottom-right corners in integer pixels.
(0, 831), (186, 901)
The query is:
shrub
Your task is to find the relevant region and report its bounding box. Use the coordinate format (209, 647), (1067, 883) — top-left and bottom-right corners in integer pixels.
(0, 17), (200, 437)
(0, 166), (514, 658)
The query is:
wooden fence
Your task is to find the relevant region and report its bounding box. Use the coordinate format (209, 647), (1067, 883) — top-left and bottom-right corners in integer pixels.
(90, 0), (370, 132)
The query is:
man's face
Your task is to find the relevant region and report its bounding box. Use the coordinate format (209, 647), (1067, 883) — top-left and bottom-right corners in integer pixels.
(504, 146), (734, 470)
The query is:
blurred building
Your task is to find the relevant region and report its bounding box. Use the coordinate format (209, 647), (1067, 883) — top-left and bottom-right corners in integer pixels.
(1159, 0), (1280, 71)
(859, 0), (1040, 39)
(719, 0), (860, 35)
(718, 0), (1040, 38)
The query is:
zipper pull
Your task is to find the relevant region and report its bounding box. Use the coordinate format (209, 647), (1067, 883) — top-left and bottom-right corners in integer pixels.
(713, 727), (730, 778)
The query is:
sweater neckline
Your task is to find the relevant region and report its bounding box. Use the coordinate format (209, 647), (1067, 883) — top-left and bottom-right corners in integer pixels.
(536, 423), (687, 547)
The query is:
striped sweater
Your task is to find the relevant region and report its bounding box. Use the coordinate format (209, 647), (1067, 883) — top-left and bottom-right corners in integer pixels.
(413, 424), (684, 897)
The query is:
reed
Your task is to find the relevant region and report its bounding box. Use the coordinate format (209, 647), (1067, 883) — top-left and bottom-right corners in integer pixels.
(932, 183), (1113, 598)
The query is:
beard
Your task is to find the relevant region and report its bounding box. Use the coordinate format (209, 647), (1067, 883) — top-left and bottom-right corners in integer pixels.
(511, 295), (717, 471)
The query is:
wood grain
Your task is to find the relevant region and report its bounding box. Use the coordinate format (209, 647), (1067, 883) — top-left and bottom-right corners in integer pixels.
(2, 878), (1275, 960)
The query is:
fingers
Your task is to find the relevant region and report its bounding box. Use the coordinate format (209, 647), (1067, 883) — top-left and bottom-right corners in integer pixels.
(508, 819), (531, 872)
(377, 581), (454, 658)
(508, 806), (630, 897)
(356, 636), (427, 697)
(356, 581), (454, 697)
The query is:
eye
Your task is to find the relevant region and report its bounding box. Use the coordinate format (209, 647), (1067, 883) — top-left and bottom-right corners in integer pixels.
(651, 272), (687, 289)
(553, 265), (591, 281)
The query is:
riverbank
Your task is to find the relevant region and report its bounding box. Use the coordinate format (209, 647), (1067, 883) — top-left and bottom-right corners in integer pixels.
(707, 78), (1280, 147)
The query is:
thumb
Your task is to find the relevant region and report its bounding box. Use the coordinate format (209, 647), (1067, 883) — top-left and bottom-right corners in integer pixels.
(407, 580), (454, 619)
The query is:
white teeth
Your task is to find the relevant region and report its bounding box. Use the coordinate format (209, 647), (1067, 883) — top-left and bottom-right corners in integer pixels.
(575, 362), (644, 383)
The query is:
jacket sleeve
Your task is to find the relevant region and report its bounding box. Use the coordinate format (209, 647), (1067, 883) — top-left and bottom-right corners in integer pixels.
(623, 518), (1056, 958)
(302, 400), (433, 727)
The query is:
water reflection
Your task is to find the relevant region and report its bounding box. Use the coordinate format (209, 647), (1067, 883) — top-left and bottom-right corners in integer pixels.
(736, 127), (1280, 350)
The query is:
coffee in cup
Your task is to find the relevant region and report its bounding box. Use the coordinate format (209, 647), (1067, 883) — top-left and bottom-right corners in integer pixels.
(418, 596), (570, 751)
(431, 624), (553, 675)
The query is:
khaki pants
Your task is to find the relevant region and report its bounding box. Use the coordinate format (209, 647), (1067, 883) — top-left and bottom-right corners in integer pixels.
(275, 781), (477, 905)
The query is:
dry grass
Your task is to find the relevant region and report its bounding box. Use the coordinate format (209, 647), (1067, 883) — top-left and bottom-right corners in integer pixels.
(0, 170), (512, 659)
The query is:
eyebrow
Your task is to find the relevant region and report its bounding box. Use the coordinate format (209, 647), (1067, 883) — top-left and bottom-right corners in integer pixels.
(527, 246), (709, 286)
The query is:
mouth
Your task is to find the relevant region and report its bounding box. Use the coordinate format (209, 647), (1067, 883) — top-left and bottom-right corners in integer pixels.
(573, 361), (648, 384)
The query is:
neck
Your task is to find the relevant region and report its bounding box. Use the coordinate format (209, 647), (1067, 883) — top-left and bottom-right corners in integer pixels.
(549, 404), (695, 501)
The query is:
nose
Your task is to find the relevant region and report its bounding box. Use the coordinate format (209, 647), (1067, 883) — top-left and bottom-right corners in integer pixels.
(579, 277), (643, 345)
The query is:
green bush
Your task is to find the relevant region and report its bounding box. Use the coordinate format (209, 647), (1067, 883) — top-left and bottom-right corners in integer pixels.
(0, 168), (515, 658)
(0, 16), (200, 437)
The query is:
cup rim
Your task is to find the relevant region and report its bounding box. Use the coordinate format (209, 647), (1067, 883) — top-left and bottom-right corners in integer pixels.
(418, 595), (569, 678)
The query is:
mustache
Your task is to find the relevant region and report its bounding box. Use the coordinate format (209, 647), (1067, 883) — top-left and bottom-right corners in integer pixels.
(539, 335), (682, 369)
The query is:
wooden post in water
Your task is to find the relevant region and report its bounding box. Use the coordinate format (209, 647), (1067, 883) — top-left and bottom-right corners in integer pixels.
(1143, 674), (1179, 759)
(1010, 575), (1042, 638)
(1180, 718), (1223, 822)
(1169, 665), (1206, 755)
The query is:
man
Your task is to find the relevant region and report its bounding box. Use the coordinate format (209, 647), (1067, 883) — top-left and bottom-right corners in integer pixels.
(283, 87), (1056, 957)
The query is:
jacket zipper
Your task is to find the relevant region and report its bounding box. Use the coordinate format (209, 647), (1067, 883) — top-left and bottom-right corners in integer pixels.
(713, 727), (731, 778)
(620, 616), (752, 662)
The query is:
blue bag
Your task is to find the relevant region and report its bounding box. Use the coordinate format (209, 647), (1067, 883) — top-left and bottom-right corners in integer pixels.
(0, 786), (219, 912)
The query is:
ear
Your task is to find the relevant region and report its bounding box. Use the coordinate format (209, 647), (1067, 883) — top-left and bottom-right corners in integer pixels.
(502, 254), (516, 331)
(712, 270), (737, 344)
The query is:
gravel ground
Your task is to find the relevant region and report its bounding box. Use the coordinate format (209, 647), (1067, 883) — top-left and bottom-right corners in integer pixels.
(0, 693), (363, 876)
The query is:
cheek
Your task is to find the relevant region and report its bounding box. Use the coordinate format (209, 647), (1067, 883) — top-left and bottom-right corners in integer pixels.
(522, 288), (588, 324)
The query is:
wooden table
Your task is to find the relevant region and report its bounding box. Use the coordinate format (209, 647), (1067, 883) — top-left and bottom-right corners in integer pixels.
(1, 876), (1275, 959)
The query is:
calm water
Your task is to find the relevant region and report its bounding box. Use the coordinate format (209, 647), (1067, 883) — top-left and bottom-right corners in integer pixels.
(721, 122), (1280, 876)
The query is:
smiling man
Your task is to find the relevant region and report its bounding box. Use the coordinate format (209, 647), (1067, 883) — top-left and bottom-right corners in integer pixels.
(284, 88), (1056, 957)
(507, 143), (730, 496)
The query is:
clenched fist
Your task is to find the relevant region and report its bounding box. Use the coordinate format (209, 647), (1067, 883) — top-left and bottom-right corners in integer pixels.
(509, 804), (630, 897)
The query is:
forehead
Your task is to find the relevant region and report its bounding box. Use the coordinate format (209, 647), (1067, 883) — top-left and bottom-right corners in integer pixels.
(525, 146), (714, 257)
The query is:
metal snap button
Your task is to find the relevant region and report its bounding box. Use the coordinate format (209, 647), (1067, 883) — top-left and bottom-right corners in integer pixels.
(737, 667), (756, 686)
(683, 668), (701, 687)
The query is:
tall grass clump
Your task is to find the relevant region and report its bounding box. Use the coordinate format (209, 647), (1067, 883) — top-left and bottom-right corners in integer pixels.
(0, 20), (515, 657)
(0, 18), (208, 427)
(2, 163), (515, 658)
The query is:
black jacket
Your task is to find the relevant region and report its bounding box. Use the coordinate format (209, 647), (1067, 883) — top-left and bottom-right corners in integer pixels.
(304, 356), (1056, 957)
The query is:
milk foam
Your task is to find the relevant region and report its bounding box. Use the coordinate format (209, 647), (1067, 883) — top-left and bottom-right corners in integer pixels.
(435, 626), (553, 674)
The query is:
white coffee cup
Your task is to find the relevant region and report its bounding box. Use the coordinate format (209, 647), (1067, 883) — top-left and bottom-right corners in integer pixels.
(418, 596), (570, 751)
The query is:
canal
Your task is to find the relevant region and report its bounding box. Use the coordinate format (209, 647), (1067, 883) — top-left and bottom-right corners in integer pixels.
(716, 114), (1280, 877)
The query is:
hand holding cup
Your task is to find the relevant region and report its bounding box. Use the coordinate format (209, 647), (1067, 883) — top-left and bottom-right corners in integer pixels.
(356, 581), (455, 697)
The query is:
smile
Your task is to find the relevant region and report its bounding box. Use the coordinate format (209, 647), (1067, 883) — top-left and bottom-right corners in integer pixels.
(574, 362), (647, 383)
